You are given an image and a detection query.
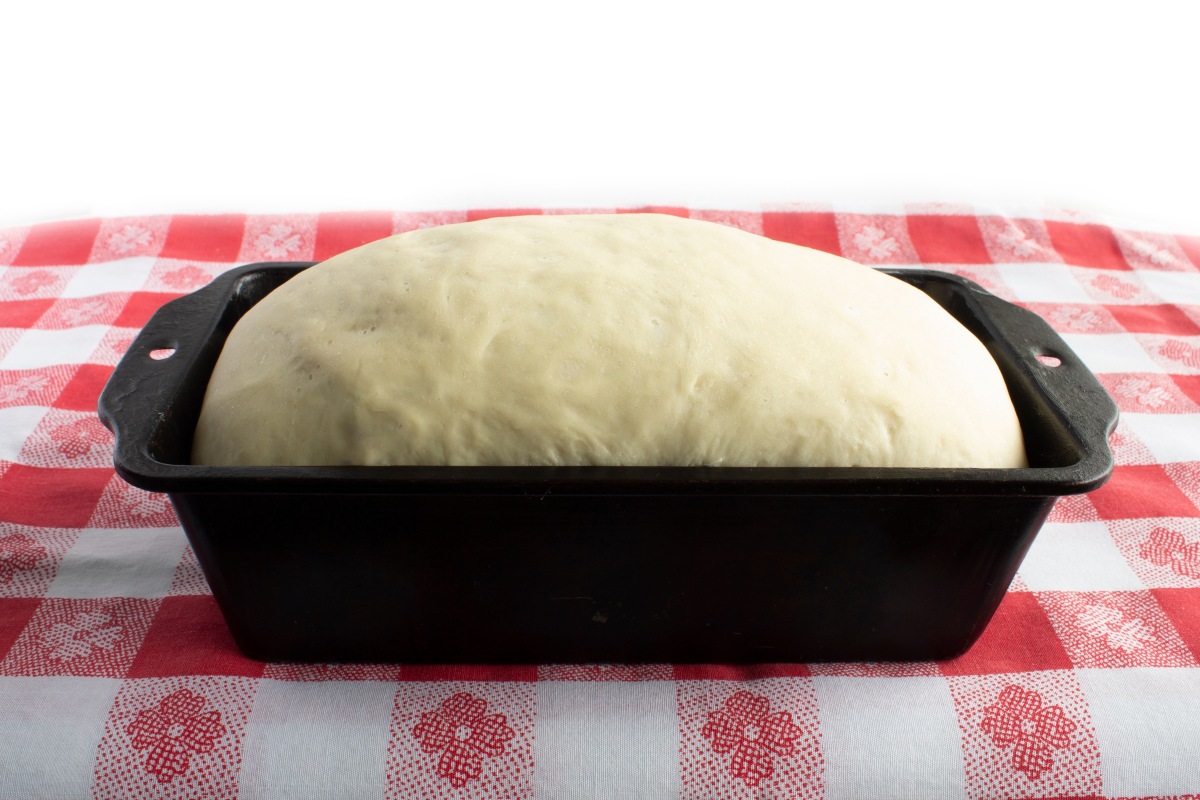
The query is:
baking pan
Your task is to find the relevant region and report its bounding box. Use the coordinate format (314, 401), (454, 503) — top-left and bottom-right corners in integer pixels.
(98, 263), (1117, 664)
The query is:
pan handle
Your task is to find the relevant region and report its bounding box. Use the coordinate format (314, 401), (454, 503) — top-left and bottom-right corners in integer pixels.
(964, 283), (1119, 491)
(97, 263), (310, 489)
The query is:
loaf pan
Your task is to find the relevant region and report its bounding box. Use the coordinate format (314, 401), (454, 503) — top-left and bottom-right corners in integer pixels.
(98, 263), (1117, 664)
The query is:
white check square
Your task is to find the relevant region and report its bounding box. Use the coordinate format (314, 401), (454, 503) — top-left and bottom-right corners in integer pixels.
(0, 405), (46, 461)
(47, 527), (187, 599)
(0, 675), (122, 797)
(535, 679), (680, 800)
(1018, 521), (1145, 591)
(813, 675), (967, 799)
(997, 263), (1093, 303)
(0, 325), (109, 370)
(59, 256), (155, 298)
(1121, 413), (1200, 463)
(1077, 667), (1200, 796)
(1059, 333), (1166, 375)
(239, 679), (397, 800)
(1139, 270), (1200, 306)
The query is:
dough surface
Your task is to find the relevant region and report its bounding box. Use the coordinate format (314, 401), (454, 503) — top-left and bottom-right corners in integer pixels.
(191, 213), (1027, 468)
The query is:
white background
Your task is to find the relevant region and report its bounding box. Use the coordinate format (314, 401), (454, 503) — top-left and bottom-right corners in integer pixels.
(2, 0), (1197, 232)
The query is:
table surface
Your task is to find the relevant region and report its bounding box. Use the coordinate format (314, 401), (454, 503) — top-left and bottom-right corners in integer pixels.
(1, 206), (1198, 799)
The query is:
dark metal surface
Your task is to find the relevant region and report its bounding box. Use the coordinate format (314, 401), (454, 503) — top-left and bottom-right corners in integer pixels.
(98, 263), (1118, 663)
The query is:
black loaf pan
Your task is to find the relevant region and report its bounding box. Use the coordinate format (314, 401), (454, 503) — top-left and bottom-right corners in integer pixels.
(99, 263), (1118, 664)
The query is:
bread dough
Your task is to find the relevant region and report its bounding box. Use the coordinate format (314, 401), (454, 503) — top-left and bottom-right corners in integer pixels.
(191, 213), (1027, 468)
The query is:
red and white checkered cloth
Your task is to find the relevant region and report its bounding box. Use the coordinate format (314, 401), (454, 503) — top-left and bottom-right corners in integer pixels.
(2, 206), (1199, 799)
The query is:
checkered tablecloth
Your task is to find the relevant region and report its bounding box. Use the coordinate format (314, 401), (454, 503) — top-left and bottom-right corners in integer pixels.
(2, 206), (1198, 799)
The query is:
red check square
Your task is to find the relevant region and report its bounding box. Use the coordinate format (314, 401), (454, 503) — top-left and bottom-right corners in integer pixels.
(1150, 587), (1200, 661)
(53, 364), (114, 412)
(0, 298), (52, 327)
(1044, 221), (1131, 270)
(112, 292), (179, 329)
(12, 219), (102, 267)
(313, 211), (397, 260)
(761, 211), (842, 256)
(0, 598), (42, 661)
(938, 592), (1072, 676)
(1178, 234), (1200, 270)
(1087, 465), (1200, 520)
(0, 464), (113, 527)
(905, 214), (993, 264)
(1106, 304), (1200, 337)
(159, 214), (248, 262)
(127, 595), (264, 678)
(1169, 375), (1200, 408)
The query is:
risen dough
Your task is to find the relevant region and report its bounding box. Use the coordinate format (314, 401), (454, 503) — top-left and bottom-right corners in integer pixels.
(191, 213), (1027, 468)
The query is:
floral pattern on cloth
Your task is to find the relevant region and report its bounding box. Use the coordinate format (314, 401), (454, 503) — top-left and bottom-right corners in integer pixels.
(90, 217), (171, 260)
(0, 597), (157, 678)
(1140, 526), (1200, 579)
(49, 416), (112, 459)
(949, 673), (1101, 797)
(1037, 589), (1199, 669)
(0, 532), (47, 583)
(977, 216), (1062, 262)
(238, 216), (317, 262)
(1105, 518), (1200, 589)
(1156, 338), (1200, 372)
(834, 214), (919, 264)
(84, 473), (182, 529)
(1074, 603), (1156, 653)
(700, 690), (805, 787)
(32, 296), (121, 329)
(387, 682), (534, 800)
(1107, 374), (1197, 413)
(14, 410), (115, 469)
(160, 265), (211, 291)
(980, 685), (1077, 780)
(1025, 302), (1117, 334)
(1115, 230), (1193, 271)
(0, 372), (50, 405)
(3, 268), (60, 297)
(412, 692), (517, 788)
(126, 689), (228, 784)
(1089, 272), (1142, 300)
(254, 224), (303, 259)
(678, 680), (824, 799)
(93, 677), (256, 800)
(105, 224), (155, 256)
(38, 608), (124, 660)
